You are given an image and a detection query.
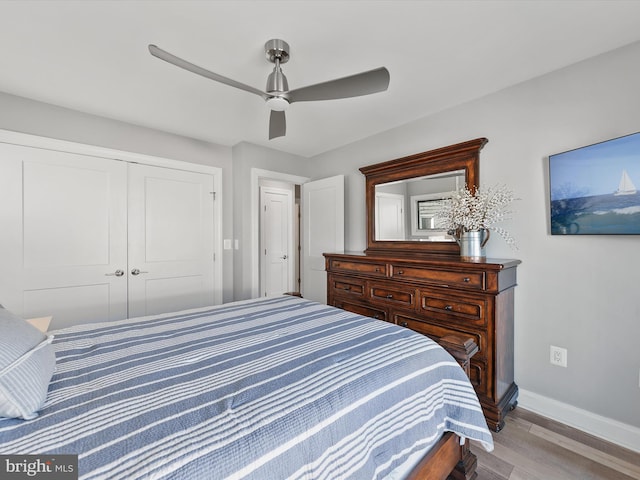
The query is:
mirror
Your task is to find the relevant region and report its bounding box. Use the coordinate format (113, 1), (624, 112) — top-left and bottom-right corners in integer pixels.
(360, 138), (487, 256)
(375, 170), (465, 241)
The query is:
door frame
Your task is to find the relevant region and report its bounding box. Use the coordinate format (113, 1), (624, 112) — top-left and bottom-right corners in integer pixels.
(0, 129), (224, 306)
(250, 168), (309, 299)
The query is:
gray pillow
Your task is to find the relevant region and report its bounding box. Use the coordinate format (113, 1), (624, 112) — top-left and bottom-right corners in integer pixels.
(0, 306), (56, 419)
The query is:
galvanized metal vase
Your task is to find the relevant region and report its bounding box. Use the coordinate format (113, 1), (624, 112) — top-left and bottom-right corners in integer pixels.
(458, 229), (490, 260)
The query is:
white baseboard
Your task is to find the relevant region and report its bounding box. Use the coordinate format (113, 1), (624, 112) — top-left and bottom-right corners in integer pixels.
(518, 389), (640, 453)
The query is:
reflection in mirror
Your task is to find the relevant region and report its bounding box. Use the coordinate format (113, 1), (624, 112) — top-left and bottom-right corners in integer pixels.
(375, 170), (464, 241)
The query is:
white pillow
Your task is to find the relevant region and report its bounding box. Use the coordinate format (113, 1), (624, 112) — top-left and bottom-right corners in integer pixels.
(0, 306), (56, 419)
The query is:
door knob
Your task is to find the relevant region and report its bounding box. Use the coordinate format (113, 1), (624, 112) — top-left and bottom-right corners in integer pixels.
(131, 268), (148, 276)
(280, 255), (288, 260)
(105, 269), (125, 277)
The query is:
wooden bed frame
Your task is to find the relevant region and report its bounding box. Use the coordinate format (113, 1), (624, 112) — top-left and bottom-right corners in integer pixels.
(406, 334), (481, 480)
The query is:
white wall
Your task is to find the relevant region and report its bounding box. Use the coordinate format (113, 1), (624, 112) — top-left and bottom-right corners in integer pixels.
(0, 91), (235, 302)
(309, 41), (640, 436)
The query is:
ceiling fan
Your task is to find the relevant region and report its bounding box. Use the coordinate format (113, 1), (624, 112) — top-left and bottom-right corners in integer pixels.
(148, 39), (390, 139)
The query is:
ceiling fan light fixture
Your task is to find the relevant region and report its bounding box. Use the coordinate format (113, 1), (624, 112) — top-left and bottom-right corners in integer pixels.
(266, 96), (290, 111)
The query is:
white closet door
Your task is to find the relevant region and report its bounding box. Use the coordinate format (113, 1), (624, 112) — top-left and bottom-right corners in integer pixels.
(0, 143), (128, 329)
(127, 163), (215, 317)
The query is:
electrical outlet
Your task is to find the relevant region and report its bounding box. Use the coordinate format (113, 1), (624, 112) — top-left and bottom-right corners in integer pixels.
(550, 345), (568, 367)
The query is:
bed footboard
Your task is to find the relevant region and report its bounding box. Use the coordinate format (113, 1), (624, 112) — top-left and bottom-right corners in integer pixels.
(405, 431), (477, 480)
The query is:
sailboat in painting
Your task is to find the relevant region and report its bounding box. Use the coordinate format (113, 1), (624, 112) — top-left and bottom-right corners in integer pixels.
(614, 169), (637, 196)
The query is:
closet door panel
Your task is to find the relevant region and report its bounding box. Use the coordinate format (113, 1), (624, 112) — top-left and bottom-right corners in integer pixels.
(142, 174), (203, 262)
(23, 161), (111, 267)
(138, 276), (205, 317)
(0, 143), (128, 328)
(128, 164), (215, 318)
(23, 284), (114, 330)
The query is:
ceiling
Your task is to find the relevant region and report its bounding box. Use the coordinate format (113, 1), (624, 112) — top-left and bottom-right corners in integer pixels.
(2, 1), (640, 158)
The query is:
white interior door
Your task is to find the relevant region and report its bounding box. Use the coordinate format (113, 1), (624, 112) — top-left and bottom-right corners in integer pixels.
(301, 175), (344, 303)
(128, 163), (215, 317)
(0, 142), (128, 329)
(375, 192), (405, 240)
(260, 187), (293, 297)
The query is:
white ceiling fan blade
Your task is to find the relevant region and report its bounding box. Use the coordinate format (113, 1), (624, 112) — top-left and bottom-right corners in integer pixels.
(269, 110), (286, 139)
(149, 45), (268, 99)
(287, 67), (390, 103)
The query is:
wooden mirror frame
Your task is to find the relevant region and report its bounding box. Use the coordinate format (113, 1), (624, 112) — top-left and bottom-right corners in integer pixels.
(360, 138), (488, 256)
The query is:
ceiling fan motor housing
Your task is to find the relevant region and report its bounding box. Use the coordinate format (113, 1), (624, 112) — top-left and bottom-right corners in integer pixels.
(265, 39), (290, 64)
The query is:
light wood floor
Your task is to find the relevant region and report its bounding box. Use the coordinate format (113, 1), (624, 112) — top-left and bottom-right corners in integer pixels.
(470, 408), (640, 480)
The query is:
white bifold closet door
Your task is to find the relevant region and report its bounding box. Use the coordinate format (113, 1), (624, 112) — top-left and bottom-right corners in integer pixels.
(0, 142), (216, 330)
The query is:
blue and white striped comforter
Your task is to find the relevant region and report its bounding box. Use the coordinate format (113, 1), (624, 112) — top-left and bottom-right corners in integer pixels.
(0, 296), (493, 479)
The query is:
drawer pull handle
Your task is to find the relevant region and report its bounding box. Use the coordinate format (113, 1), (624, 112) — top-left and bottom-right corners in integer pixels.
(463, 277), (471, 282)
(396, 269), (404, 275)
(444, 305), (453, 311)
(334, 263), (341, 267)
(400, 322), (408, 328)
(342, 286), (351, 291)
(375, 267), (381, 272)
(386, 294), (394, 299)
(373, 314), (380, 319)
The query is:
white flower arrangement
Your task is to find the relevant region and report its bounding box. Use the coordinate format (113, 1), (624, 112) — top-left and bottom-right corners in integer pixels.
(436, 184), (518, 249)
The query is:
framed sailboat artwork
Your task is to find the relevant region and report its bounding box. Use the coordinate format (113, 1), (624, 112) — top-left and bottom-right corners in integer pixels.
(549, 131), (640, 235)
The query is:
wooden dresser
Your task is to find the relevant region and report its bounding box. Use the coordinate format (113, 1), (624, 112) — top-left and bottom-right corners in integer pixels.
(324, 252), (520, 431)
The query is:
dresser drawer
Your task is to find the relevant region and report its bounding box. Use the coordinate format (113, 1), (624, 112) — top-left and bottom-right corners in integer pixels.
(418, 292), (487, 327)
(394, 312), (487, 360)
(391, 265), (485, 290)
(329, 259), (386, 276)
(329, 275), (366, 297)
(332, 299), (388, 322)
(370, 284), (415, 307)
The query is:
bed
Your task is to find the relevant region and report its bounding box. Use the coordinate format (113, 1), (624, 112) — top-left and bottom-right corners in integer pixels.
(0, 295), (493, 479)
